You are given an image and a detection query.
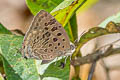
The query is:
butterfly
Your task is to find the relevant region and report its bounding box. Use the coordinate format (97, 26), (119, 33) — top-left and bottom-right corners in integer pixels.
(21, 10), (74, 64)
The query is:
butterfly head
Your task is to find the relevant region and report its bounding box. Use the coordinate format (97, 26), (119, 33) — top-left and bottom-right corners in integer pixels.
(64, 42), (75, 56)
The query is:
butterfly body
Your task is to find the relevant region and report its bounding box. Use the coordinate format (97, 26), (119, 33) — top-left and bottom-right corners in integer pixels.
(21, 10), (72, 63)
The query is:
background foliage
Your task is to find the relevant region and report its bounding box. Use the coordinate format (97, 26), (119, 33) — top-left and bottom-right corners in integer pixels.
(1, 0), (120, 80)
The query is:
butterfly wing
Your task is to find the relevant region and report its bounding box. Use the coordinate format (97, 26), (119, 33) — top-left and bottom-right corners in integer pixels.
(21, 10), (70, 62)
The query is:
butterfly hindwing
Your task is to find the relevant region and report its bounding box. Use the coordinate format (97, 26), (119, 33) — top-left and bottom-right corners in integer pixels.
(21, 10), (70, 62)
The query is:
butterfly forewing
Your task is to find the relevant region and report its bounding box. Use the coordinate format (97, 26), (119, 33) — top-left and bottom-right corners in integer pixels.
(21, 10), (70, 62)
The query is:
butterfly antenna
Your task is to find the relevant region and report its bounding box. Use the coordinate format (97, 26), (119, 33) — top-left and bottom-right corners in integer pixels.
(74, 30), (87, 45)
(79, 30), (87, 39)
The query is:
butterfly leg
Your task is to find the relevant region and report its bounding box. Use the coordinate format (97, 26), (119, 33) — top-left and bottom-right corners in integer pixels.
(54, 57), (58, 65)
(59, 62), (65, 68)
(58, 56), (69, 68)
(64, 56), (68, 64)
(70, 55), (72, 61)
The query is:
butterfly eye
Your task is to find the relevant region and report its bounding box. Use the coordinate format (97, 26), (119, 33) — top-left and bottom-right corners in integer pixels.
(70, 44), (75, 50)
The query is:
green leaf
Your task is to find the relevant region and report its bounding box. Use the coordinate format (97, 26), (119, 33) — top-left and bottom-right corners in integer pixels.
(0, 23), (12, 34)
(26, 0), (97, 42)
(26, 0), (63, 15)
(99, 12), (120, 28)
(0, 55), (4, 76)
(51, 0), (97, 14)
(24, 0), (98, 79)
(42, 77), (62, 80)
(0, 73), (4, 80)
(72, 13), (120, 57)
(50, 0), (75, 13)
(64, 14), (78, 42)
(72, 25), (119, 57)
(78, 27), (115, 47)
(36, 57), (70, 80)
(0, 34), (40, 80)
(72, 77), (81, 80)
(78, 13), (120, 49)
(51, 0), (97, 42)
(50, 0), (87, 42)
(51, 0), (87, 27)
(69, 14), (78, 42)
